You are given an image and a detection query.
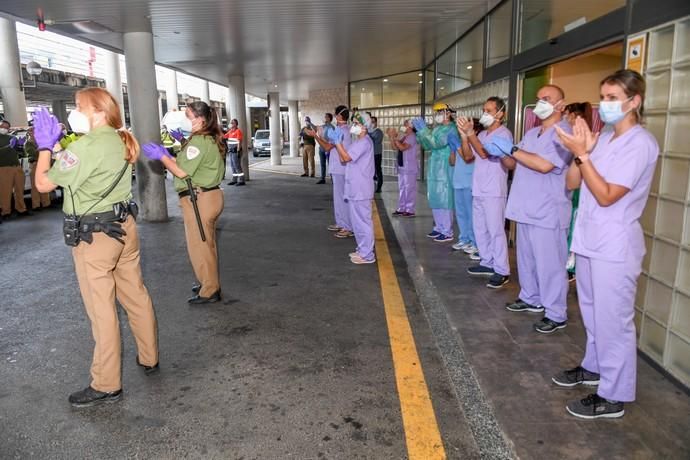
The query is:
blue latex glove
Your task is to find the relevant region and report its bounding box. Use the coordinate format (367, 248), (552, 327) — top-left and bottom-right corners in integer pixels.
(484, 136), (514, 158)
(33, 107), (62, 150)
(411, 117), (427, 132)
(447, 134), (461, 153)
(327, 127), (344, 145)
(169, 128), (185, 142)
(9, 137), (17, 149)
(142, 142), (172, 161)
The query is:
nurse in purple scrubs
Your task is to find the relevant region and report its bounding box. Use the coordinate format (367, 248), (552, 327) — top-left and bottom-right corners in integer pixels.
(553, 69), (659, 419)
(388, 120), (419, 217)
(329, 113), (376, 264)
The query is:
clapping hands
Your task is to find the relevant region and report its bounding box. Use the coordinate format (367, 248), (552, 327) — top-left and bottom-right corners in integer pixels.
(555, 117), (599, 157)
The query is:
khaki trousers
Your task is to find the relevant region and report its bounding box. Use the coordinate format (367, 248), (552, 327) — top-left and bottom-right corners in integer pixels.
(303, 144), (316, 175)
(30, 162), (51, 209)
(0, 165), (27, 215)
(179, 188), (224, 297)
(72, 215), (158, 392)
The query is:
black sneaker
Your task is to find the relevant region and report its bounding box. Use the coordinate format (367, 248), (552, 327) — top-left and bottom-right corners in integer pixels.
(316, 179), (326, 184)
(552, 366), (600, 387)
(188, 290), (221, 304)
(534, 317), (567, 333)
(566, 393), (624, 419)
(136, 356), (160, 375)
(505, 299), (545, 313)
(192, 283), (201, 294)
(68, 386), (122, 408)
(467, 265), (494, 277)
(487, 273), (509, 289)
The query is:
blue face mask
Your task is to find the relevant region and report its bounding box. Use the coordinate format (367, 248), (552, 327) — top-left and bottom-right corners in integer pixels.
(599, 97), (633, 125)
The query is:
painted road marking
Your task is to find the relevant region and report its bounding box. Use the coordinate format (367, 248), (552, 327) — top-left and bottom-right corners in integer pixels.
(372, 202), (447, 460)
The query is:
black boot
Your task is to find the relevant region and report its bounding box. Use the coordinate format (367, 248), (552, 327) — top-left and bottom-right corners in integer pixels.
(188, 290), (221, 305)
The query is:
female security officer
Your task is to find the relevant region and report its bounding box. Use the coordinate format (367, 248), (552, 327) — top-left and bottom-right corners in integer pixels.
(412, 103), (460, 242)
(143, 101), (225, 304)
(553, 69), (659, 419)
(33, 87), (159, 408)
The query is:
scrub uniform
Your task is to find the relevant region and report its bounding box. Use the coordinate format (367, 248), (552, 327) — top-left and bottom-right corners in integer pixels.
(416, 123), (457, 237)
(396, 133), (418, 214)
(47, 126), (158, 393)
(330, 124), (353, 232)
(174, 135), (225, 298)
(472, 126), (513, 276)
(571, 125), (659, 402)
(506, 120), (573, 322)
(344, 135), (376, 261)
(452, 141), (475, 247)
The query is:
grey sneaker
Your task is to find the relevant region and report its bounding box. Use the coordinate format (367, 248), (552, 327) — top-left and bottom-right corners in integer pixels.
(552, 366), (600, 387)
(566, 393), (624, 419)
(467, 265), (494, 276)
(487, 273), (509, 289)
(534, 317), (567, 333)
(505, 299), (545, 313)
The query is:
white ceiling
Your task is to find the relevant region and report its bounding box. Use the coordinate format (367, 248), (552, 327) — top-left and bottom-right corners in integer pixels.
(0, 1), (500, 101)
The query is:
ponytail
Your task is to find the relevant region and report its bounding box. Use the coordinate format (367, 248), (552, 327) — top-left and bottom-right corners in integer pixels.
(118, 130), (140, 164)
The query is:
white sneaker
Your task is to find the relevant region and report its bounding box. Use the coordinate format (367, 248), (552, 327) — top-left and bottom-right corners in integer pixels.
(463, 244), (478, 254)
(351, 254), (376, 264)
(469, 252), (481, 261)
(349, 252), (358, 258)
(327, 224), (341, 231)
(452, 242), (470, 251)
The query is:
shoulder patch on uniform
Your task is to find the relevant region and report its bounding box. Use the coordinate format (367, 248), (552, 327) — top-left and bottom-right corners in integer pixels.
(186, 145), (201, 160)
(58, 149), (80, 171)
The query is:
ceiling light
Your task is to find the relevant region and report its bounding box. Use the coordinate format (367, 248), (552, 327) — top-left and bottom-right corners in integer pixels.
(362, 88), (365, 91)
(440, 87), (445, 90)
(418, 73), (423, 76)
(274, 84), (278, 88)
(437, 78), (442, 81)
(418, 81), (423, 84)
(467, 65), (473, 70)
(383, 79), (388, 82)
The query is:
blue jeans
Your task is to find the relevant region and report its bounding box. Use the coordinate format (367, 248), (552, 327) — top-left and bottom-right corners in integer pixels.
(454, 187), (475, 245)
(319, 148), (328, 179)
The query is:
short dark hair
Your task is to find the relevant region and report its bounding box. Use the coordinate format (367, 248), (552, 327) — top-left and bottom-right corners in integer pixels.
(371, 116), (377, 124)
(325, 113), (333, 122)
(335, 105), (349, 121)
(231, 118), (238, 125)
(486, 97), (506, 114)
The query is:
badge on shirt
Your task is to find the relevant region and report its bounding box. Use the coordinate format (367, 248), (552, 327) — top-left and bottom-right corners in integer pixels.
(58, 150), (80, 171)
(186, 145), (201, 160)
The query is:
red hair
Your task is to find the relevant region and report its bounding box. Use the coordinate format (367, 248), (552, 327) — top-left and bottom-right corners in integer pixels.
(75, 87), (139, 164)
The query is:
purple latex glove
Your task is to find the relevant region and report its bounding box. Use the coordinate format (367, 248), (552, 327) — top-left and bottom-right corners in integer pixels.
(142, 142), (172, 161)
(9, 137), (18, 149)
(16, 137), (26, 148)
(169, 128), (185, 142)
(33, 107), (62, 150)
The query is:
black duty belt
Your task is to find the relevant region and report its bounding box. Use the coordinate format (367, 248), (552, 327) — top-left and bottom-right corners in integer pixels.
(80, 210), (120, 224)
(178, 185), (220, 198)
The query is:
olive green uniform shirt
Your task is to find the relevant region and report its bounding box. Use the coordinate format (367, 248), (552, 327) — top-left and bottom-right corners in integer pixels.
(24, 138), (38, 163)
(174, 135), (224, 192)
(47, 126), (132, 215)
(0, 134), (20, 167)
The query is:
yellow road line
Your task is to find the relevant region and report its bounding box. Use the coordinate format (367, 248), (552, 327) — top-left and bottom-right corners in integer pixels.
(372, 202), (447, 460)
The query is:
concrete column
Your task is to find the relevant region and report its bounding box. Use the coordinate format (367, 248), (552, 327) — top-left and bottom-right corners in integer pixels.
(288, 100), (300, 158)
(104, 50), (125, 123)
(124, 30), (168, 222)
(166, 70), (179, 111)
(0, 17), (27, 126)
(268, 92), (281, 165)
(227, 75), (249, 180)
(200, 81), (210, 104)
(51, 100), (69, 125)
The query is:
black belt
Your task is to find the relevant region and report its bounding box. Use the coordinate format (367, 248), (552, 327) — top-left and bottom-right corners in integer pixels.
(80, 210), (120, 224)
(178, 185), (220, 198)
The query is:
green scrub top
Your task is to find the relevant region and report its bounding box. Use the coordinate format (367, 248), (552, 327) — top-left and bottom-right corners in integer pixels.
(47, 125), (132, 215)
(173, 134), (224, 192)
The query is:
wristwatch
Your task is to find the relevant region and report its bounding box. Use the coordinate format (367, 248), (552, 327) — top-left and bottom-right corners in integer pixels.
(574, 154), (590, 166)
(510, 145), (519, 155)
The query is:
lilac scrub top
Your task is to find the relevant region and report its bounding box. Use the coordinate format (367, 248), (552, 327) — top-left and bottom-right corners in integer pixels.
(344, 135), (375, 201)
(505, 120), (573, 229)
(472, 125), (513, 197)
(396, 133), (419, 176)
(329, 124), (352, 175)
(571, 125), (659, 263)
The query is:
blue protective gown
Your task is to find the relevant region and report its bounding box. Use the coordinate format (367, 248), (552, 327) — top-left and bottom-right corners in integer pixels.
(416, 123), (457, 210)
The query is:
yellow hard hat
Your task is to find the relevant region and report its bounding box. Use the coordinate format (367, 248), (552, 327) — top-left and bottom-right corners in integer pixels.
(432, 102), (454, 112)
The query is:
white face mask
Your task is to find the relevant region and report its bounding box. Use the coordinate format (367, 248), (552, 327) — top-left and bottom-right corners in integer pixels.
(180, 116), (193, 135)
(478, 112), (495, 128)
(68, 110), (91, 134)
(0, 128), (8, 135)
(533, 99), (557, 120)
(350, 125), (363, 136)
(434, 113), (445, 124)
(399, 126), (407, 133)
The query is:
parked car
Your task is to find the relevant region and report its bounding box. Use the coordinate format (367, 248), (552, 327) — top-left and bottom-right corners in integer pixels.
(252, 129), (271, 157)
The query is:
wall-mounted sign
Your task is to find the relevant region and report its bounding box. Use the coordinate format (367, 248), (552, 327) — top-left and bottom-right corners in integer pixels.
(626, 34), (647, 73)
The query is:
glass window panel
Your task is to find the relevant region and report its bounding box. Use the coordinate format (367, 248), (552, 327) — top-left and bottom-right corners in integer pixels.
(436, 22), (484, 98)
(675, 18), (690, 64)
(645, 70), (671, 110)
(641, 316), (667, 361)
(650, 239), (680, 285)
(644, 278), (673, 325)
(350, 79), (382, 109)
(676, 249), (690, 293)
(488, 0), (512, 67)
(436, 44), (461, 99)
(668, 113), (690, 155)
(640, 195), (657, 235)
(660, 157), (690, 200)
(518, 0), (625, 52)
(670, 66), (690, 110)
(668, 333), (690, 384)
(648, 25), (675, 69)
(645, 114), (666, 151)
(672, 291), (690, 338)
(642, 235), (653, 272)
(656, 199), (684, 243)
(650, 159), (662, 195)
(635, 309), (643, 339)
(382, 72), (421, 106)
(636, 273), (649, 310)
(425, 66), (435, 103)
